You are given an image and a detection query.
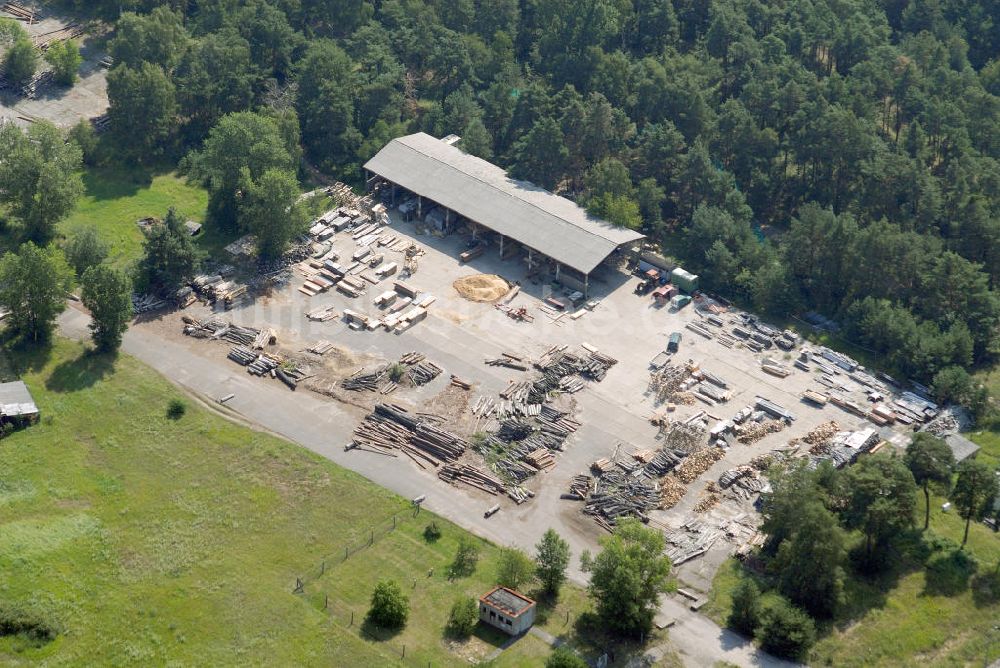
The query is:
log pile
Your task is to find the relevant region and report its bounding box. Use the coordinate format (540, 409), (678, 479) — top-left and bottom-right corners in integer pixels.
(341, 353), (442, 392)
(438, 463), (505, 495)
(663, 520), (723, 565)
(534, 345), (618, 382)
(673, 446), (725, 483)
(349, 404), (467, 468)
(718, 466), (766, 499)
(132, 292), (169, 314)
(1, 2), (37, 21)
(660, 475), (687, 508)
(798, 420), (840, 445)
(695, 486), (722, 512)
(648, 362), (691, 403)
(183, 317), (267, 347)
(734, 419), (784, 444)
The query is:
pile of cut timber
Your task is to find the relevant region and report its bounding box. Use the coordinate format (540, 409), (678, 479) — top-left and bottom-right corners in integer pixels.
(438, 463), (505, 495)
(798, 420), (840, 445)
(673, 447), (725, 483)
(1, 2), (36, 21)
(735, 419), (784, 444)
(660, 475), (687, 508)
(349, 403), (468, 468)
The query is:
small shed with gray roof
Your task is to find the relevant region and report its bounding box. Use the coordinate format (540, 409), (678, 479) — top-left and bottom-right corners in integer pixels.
(364, 133), (644, 295)
(0, 380), (39, 424)
(478, 586), (536, 635)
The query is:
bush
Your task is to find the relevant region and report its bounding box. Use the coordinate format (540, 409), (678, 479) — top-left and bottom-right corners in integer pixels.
(727, 578), (763, 636)
(423, 522), (442, 542)
(366, 579), (409, 629)
(387, 362), (406, 383)
(756, 599), (816, 661)
(167, 399), (186, 419)
(446, 596), (478, 637)
(449, 537), (480, 578)
(0, 602), (61, 648)
(546, 646), (588, 668)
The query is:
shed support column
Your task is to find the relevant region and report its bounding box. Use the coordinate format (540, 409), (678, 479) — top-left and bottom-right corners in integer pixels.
(584, 274), (589, 298)
(391, 182), (396, 206)
(417, 195), (422, 218)
(499, 235), (504, 257)
(527, 248), (534, 270)
(555, 263), (561, 280)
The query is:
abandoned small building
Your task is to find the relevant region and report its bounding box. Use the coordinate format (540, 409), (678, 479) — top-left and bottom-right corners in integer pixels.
(364, 132), (645, 295)
(0, 380), (39, 425)
(478, 586), (536, 635)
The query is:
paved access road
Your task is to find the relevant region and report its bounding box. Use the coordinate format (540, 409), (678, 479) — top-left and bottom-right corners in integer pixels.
(58, 307), (796, 668)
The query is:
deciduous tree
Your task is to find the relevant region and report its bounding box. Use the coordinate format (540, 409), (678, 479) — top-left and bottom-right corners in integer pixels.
(0, 121), (83, 243)
(951, 459), (999, 547)
(535, 529), (571, 596)
(904, 433), (955, 530)
(238, 168), (305, 261)
(81, 265), (133, 352)
(45, 39), (81, 86)
(366, 579), (408, 629)
(581, 518), (672, 637)
(65, 227), (109, 277)
(496, 547), (535, 591)
(0, 243), (73, 343)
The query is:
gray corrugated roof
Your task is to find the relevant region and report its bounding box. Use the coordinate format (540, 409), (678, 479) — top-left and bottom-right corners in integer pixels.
(944, 434), (981, 462)
(0, 380), (38, 417)
(364, 133), (644, 275)
(483, 587), (533, 615)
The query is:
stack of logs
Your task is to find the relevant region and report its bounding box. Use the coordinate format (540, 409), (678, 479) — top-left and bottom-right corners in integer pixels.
(438, 463), (505, 495)
(673, 446), (725, 483)
(735, 419), (784, 444)
(349, 404), (467, 469)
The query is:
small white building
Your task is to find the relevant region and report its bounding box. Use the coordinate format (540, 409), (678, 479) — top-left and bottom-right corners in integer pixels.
(0, 380), (39, 424)
(479, 586), (536, 636)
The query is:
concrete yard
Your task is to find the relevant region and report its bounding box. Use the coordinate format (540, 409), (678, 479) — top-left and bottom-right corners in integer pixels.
(119, 208), (905, 588)
(57, 204), (914, 667)
(0, 9), (109, 129)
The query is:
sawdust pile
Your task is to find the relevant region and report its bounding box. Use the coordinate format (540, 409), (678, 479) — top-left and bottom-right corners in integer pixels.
(453, 274), (510, 302)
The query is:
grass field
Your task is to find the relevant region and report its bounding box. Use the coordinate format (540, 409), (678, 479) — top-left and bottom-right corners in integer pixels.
(0, 338), (610, 666)
(705, 490), (1000, 667)
(58, 168), (208, 269)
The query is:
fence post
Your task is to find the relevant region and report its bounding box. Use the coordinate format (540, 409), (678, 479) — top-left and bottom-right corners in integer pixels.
(370, 529), (374, 545)
(402, 645), (406, 659)
(321, 560), (325, 575)
(350, 610), (354, 626)
(324, 594), (329, 610)
(345, 546), (348, 560)
(393, 514), (397, 529)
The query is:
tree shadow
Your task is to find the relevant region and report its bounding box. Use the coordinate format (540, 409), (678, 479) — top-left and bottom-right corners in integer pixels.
(81, 166), (155, 201)
(922, 549), (979, 597)
(358, 616), (405, 642)
(44, 349), (117, 393)
(2, 334), (54, 376)
(970, 566), (1000, 608)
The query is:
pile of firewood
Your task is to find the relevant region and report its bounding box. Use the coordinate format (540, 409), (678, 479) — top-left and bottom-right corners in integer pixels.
(674, 447), (725, 483)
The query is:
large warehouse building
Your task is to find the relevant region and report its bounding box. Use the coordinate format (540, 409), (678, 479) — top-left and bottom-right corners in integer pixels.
(363, 133), (644, 295)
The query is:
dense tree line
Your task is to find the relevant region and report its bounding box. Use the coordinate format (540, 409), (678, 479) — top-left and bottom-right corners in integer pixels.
(59, 0), (1000, 389)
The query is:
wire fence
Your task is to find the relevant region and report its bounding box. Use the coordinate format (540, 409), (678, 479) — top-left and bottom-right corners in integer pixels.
(286, 504), (439, 665)
(293, 504), (424, 588)
(295, 572), (441, 667)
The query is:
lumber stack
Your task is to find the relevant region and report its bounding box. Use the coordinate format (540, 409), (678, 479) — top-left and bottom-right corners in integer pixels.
(349, 404), (467, 469)
(673, 446), (725, 483)
(438, 464), (505, 495)
(1, 2), (36, 21)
